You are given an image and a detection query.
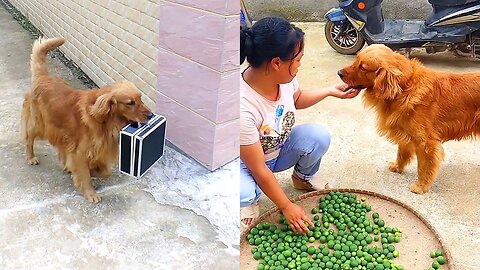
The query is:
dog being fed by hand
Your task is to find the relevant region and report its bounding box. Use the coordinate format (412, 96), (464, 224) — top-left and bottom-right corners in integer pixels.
(338, 44), (480, 194)
(22, 37), (152, 203)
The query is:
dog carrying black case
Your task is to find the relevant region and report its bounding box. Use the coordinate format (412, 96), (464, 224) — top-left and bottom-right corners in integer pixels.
(119, 113), (167, 178)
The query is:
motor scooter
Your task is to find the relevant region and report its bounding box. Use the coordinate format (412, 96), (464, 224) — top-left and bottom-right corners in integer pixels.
(324, 0), (480, 57)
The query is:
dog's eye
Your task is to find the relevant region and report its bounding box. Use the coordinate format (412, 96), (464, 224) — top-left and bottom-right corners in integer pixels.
(126, 100), (136, 106)
(359, 65), (367, 71)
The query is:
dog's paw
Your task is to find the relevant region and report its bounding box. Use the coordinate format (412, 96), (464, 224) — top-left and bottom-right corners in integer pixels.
(388, 162), (403, 173)
(27, 157), (39, 165)
(409, 182), (428, 194)
(85, 191), (102, 203)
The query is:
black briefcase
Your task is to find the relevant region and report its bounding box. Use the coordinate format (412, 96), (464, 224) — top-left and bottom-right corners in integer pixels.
(119, 113), (167, 178)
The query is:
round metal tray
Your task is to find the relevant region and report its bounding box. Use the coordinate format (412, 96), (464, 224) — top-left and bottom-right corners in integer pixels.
(240, 189), (453, 270)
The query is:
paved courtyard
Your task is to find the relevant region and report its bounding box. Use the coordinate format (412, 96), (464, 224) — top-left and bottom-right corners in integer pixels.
(259, 22), (480, 270)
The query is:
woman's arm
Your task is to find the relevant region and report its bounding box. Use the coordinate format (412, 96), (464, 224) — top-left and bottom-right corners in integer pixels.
(294, 83), (361, 109)
(240, 142), (313, 233)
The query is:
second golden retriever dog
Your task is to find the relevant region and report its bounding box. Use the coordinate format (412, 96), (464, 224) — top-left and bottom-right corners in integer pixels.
(338, 44), (480, 194)
(22, 37), (152, 203)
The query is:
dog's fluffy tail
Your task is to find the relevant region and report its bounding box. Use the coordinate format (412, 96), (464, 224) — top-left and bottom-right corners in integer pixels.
(31, 37), (65, 81)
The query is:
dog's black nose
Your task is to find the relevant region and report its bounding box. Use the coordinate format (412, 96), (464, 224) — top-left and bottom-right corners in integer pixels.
(146, 111), (153, 119)
(337, 70), (344, 78)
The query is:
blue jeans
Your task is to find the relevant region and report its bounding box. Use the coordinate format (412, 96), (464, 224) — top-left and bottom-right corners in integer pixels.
(240, 124), (331, 207)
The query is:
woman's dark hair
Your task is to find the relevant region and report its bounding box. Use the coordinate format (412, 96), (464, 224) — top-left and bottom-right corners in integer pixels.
(240, 17), (305, 68)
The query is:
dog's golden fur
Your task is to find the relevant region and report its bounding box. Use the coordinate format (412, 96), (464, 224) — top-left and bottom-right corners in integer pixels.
(22, 37), (152, 202)
(339, 44), (480, 194)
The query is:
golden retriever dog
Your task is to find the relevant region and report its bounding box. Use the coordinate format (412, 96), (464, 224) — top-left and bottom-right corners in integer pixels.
(22, 37), (152, 203)
(338, 44), (480, 194)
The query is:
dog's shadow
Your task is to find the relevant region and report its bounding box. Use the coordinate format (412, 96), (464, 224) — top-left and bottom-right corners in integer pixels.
(4, 140), (131, 203)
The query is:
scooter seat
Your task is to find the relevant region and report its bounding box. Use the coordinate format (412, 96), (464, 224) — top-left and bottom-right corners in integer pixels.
(428, 0), (480, 7)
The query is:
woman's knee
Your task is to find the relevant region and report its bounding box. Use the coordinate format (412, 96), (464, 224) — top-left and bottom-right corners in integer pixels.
(313, 125), (331, 153)
(293, 124), (331, 152)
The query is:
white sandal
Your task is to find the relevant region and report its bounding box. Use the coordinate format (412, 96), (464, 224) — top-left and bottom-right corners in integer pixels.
(324, 182), (333, 189)
(240, 201), (260, 233)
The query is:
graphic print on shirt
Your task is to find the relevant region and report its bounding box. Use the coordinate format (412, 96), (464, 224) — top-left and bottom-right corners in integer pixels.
(259, 107), (295, 155)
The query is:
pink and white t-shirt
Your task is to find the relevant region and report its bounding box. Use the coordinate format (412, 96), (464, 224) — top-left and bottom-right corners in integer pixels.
(240, 76), (298, 161)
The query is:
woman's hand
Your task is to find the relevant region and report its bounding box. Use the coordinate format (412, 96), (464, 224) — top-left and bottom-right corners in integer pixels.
(280, 202), (314, 234)
(328, 83), (362, 99)
(294, 83), (362, 109)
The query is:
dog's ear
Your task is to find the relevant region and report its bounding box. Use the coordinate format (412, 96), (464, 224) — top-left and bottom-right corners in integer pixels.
(90, 93), (117, 121)
(374, 66), (403, 99)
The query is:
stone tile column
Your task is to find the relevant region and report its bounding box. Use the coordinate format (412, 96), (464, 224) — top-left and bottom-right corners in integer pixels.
(157, 0), (239, 170)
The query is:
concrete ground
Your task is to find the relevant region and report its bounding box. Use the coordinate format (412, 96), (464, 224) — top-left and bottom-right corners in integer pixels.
(259, 22), (480, 269)
(0, 6), (239, 270)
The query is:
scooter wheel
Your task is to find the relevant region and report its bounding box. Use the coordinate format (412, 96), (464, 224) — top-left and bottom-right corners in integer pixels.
(325, 21), (365, 55)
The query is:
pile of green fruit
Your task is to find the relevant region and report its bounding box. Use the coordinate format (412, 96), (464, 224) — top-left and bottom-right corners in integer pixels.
(247, 192), (406, 270)
(427, 250), (446, 270)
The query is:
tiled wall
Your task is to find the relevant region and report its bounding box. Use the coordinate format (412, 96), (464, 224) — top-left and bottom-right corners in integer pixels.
(10, 0), (240, 170)
(157, 0), (240, 170)
(9, 0), (159, 109)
